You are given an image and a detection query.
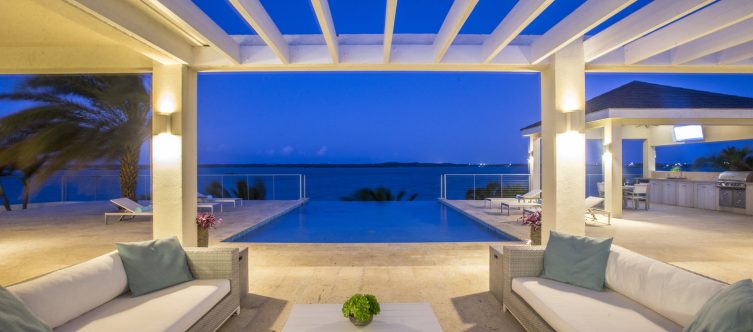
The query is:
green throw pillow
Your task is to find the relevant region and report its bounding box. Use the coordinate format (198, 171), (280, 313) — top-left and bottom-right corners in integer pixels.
(684, 279), (753, 332)
(0, 286), (51, 332)
(540, 231), (613, 291)
(116, 236), (193, 296)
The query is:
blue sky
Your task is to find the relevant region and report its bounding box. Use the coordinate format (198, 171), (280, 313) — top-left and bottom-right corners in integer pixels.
(2, 72), (751, 165)
(1, 0), (752, 166)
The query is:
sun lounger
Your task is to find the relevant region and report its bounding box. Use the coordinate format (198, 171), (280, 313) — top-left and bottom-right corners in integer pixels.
(484, 189), (541, 208)
(104, 198), (152, 224)
(500, 201), (542, 216)
(198, 192), (243, 208)
(585, 196), (611, 225)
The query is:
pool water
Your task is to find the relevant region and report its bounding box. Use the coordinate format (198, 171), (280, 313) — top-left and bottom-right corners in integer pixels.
(226, 201), (517, 243)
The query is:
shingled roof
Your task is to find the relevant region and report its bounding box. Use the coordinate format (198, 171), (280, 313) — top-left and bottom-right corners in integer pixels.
(521, 81), (753, 131)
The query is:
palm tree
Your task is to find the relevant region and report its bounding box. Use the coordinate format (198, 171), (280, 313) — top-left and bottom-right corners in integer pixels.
(694, 147), (753, 171)
(340, 187), (418, 201)
(0, 164), (12, 211)
(0, 75), (150, 201)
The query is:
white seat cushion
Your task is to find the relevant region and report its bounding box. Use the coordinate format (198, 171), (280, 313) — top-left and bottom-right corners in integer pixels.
(513, 277), (681, 332)
(9, 252), (128, 328)
(605, 246), (725, 327)
(54, 279), (230, 332)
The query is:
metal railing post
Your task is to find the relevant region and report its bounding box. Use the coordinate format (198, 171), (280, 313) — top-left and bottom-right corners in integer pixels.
(299, 175), (302, 200)
(500, 174), (504, 198)
(220, 175), (225, 198)
(473, 175), (476, 200)
(272, 176), (276, 200)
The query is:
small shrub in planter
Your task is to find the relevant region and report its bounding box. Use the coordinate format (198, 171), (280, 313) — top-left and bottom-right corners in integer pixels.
(342, 294), (380, 326)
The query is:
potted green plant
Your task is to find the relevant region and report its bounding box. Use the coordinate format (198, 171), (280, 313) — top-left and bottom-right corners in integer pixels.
(195, 213), (222, 247)
(342, 294), (380, 326)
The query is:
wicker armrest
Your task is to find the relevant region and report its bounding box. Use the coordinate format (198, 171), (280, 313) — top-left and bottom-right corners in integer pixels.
(184, 247), (239, 281)
(502, 245), (545, 278)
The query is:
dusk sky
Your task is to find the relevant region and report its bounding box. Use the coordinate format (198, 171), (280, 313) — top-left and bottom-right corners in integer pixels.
(1, 0), (752, 166)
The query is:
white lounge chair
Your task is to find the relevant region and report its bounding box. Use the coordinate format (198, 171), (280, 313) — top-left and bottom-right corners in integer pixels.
(104, 198), (152, 224)
(484, 189), (541, 208)
(198, 192), (243, 208)
(585, 196), (611, 225)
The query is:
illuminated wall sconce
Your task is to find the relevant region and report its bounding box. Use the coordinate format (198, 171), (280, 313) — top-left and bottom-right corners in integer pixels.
(153, 112), (181, 135)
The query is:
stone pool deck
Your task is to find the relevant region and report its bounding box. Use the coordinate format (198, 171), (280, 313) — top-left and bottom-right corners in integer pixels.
(444, 199), (753, 284)
(3, 199), (753, 331)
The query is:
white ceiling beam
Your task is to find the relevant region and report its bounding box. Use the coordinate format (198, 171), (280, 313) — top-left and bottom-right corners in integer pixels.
(147, 0), (241, 64)
(38, 0), (192, 64)
(481, 0), (553, 64)
(384, 0), (397, 63)
(584, 0), (712, 62)
(671, 18), (753, 64)
(432, 0), (479, 63)
(624, 0), (753, 65)
(0, 46), (152, 74)
(310, 0), (339, 63)
(718, 40), (753, 65)
(228, 0), (290, 64)
(529, 0), (636, 64)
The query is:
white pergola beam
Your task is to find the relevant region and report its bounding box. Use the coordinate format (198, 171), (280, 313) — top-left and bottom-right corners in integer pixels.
(148, 0), (241, 64)
(311, 0), (339, 63)
(719, 40), (753, 65)
(481, 0), (553, 64)
(584, 0), (713, 62)
(624, 0), (753, 65)
(672, 18), (753, 64)
(432, 0), (479, 63)
(384, 0), (398, 63)
(228, 0), (290, 64)
(530, 0), (636, 64)
(42, 0), (193, 64)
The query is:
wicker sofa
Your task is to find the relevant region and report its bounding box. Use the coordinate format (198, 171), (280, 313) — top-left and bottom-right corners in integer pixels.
(8, 247), (240, 332)
(500, 245), (726, 332)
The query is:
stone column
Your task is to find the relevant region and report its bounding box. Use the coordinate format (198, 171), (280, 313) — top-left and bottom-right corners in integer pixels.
(540, 39), (586, 243)
(151, 62), (198, 246)
(603, 120), (623, 218)
(642, 138), (656, 178)
(528, 135), (542, 191)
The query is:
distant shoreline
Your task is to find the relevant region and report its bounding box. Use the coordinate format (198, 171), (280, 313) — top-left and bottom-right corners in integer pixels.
(62, 162), (534, 170)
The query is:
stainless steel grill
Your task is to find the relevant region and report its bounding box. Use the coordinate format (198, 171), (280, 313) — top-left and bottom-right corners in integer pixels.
(717, 171), (752, 209)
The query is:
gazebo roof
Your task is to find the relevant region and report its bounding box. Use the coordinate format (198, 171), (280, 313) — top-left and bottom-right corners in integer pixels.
(521, 81), (753, 131)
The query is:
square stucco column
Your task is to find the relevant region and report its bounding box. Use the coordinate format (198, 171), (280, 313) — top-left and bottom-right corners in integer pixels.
(540, 39), (586, 243)
(528, 135), (541, 191)
(642, 138), (656, 178)
(603, 120), (623, 218)
(151, 63), (198, 246)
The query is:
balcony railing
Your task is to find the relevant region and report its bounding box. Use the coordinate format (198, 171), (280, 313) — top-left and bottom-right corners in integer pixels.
(0, 174), (306, 205)
(441, 172), (644, 200)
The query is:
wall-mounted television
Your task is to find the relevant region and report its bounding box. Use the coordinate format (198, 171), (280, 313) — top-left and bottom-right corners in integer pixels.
(672, 125), (704, 142)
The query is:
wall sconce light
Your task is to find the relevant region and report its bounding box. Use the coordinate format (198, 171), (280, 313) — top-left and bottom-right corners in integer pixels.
(153, 112), (180, 135)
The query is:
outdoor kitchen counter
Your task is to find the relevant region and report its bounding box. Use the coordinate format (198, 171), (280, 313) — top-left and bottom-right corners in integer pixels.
(648, 178), (753, 215)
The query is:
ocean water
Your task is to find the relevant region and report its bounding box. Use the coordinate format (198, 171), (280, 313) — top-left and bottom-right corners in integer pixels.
(0, 164), (636, 205)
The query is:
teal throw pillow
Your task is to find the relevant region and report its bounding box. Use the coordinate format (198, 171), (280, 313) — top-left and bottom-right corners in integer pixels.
(684, 279), (753, 332)
(540, 231), (613, 291)
(0, 286), (51, 332)
(116, 236), (193, 296)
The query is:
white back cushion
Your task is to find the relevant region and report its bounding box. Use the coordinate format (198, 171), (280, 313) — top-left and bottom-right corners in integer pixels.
(605, 246), (725, 327)
(8, 251), (128, 328)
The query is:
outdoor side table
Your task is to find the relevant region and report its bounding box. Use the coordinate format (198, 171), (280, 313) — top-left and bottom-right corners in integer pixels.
(282, 303), (443, 332)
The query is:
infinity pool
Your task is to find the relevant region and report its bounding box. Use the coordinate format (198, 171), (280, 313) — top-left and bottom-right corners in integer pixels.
(226, 201), (517, 243)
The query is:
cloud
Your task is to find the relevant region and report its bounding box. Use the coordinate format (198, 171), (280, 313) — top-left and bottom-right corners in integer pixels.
(316, 145), (328, 156)
(281, 145), (294, 155)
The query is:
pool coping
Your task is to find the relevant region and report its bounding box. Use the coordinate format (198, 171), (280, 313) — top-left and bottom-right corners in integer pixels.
(438, 199), (528, 242)
(221, 198), (309, 242)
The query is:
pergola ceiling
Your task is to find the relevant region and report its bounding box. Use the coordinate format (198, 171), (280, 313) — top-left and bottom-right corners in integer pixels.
(1, 0), (753, 73)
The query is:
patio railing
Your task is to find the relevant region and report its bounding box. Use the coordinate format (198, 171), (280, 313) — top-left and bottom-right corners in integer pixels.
(440, 174), (530, 200)
(0, 173), (306, 205)
(441, 172), (644, 200)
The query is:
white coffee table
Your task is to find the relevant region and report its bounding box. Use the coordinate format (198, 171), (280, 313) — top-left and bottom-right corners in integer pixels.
(282, 303), (443, 332)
